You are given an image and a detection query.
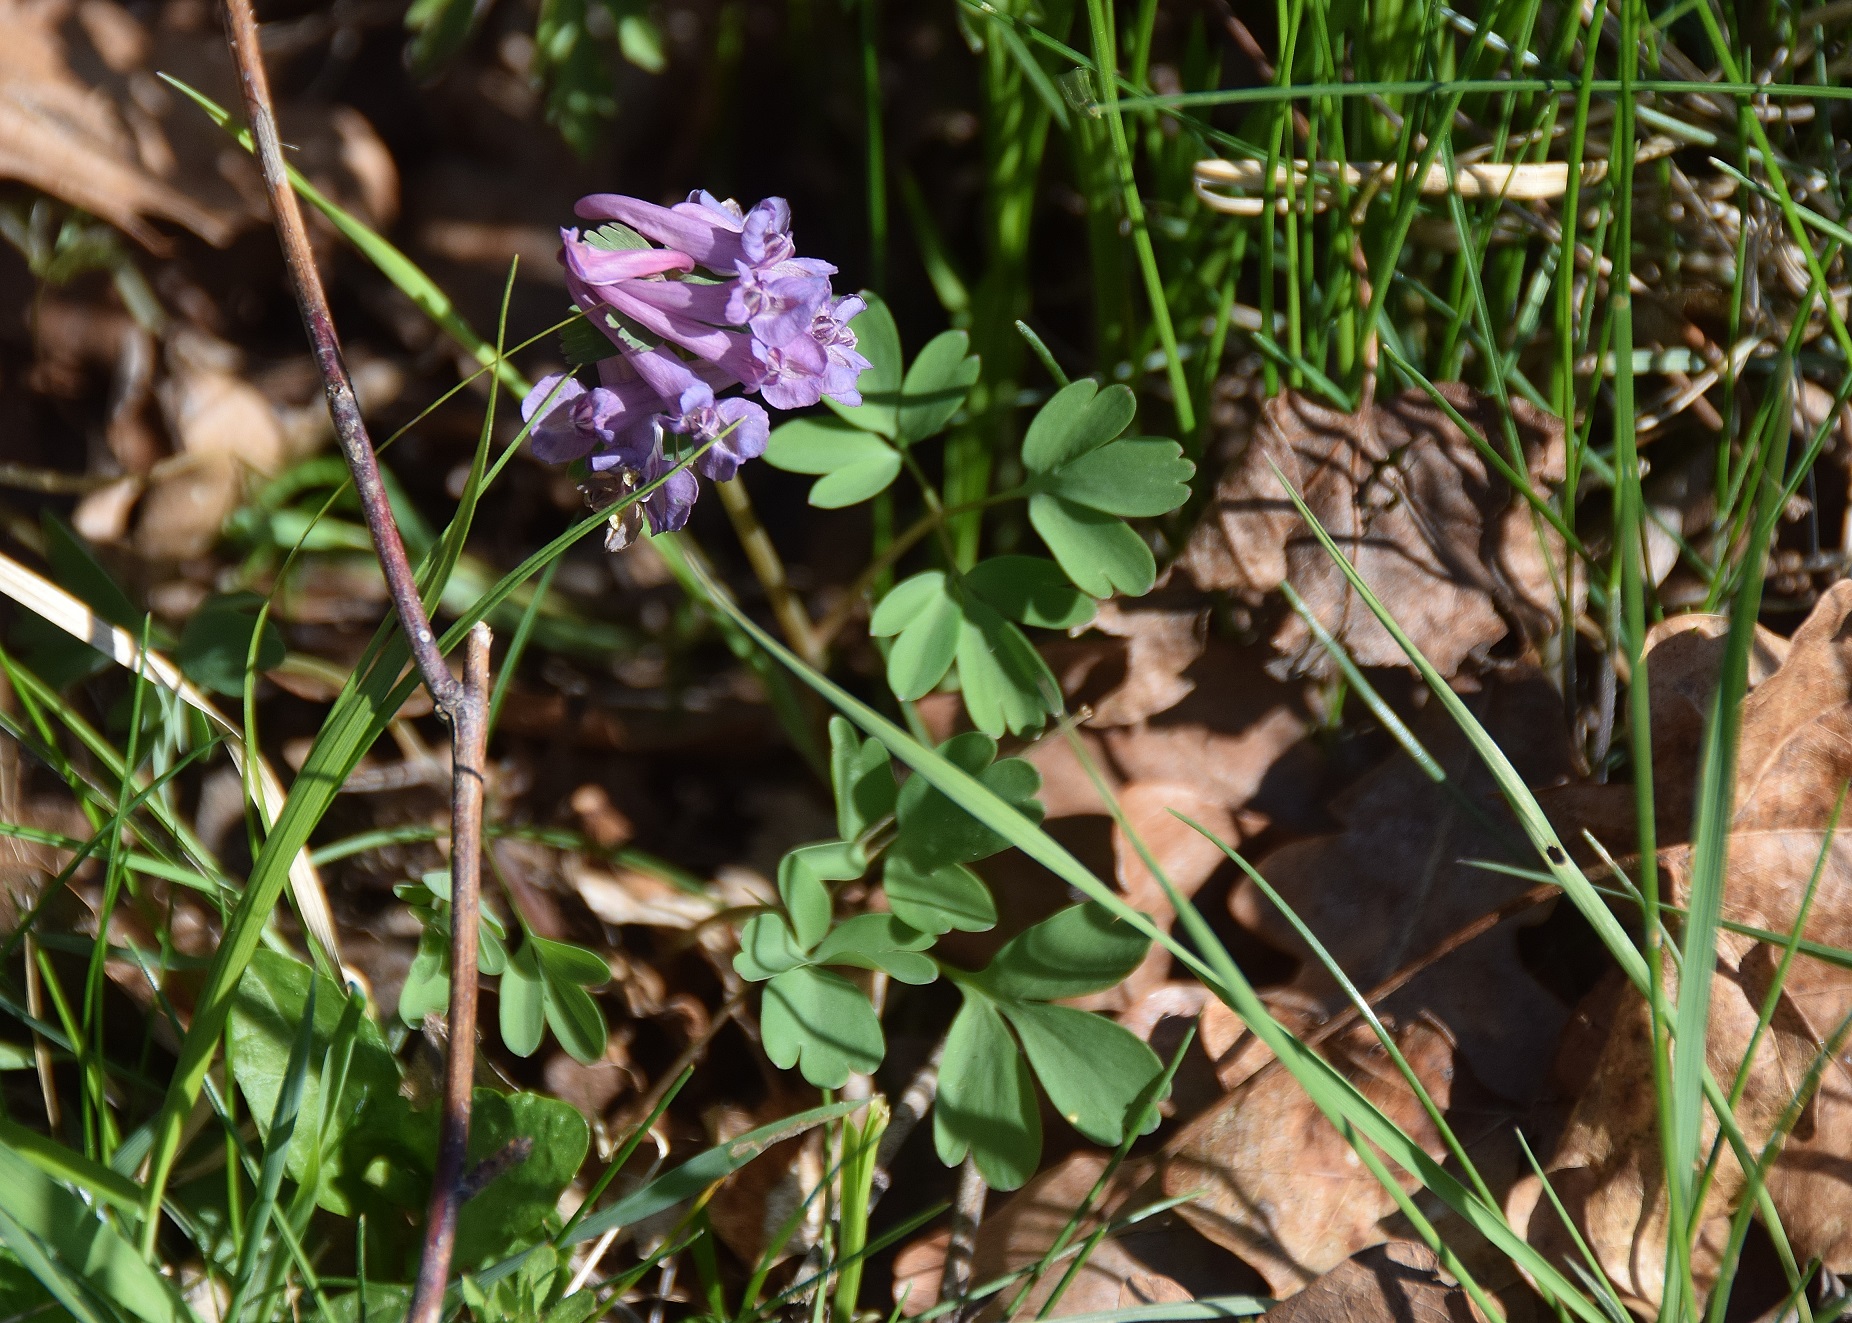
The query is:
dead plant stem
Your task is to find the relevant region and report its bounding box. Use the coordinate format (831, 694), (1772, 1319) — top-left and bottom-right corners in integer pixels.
(219, 2), (494, 1315)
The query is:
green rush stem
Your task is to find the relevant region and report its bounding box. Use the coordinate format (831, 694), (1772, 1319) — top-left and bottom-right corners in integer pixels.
(1085, 0), (1194, 435)
(861, 0), (887, 294)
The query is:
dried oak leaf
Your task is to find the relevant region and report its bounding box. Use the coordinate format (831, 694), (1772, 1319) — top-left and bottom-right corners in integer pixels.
(1229, 671), (1573, 1104)
(1179, 384), (1566, 679)
(1263, 1242), (1474, 1323)
(1161, 1014), (1457, 1299)
(0, 0), (231, 247)
(1512, 582), (1852, 1311)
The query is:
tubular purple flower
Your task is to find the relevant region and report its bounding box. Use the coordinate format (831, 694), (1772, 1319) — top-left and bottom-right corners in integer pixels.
(752, 333), (833, 411)
(811, 293), (872, 404)
(739, 197), (796, 268)
(726, 258), (835, 347)
(574, 193), (748, 272)
(522, 372), (659, 465)
(622, 346), (770, 482)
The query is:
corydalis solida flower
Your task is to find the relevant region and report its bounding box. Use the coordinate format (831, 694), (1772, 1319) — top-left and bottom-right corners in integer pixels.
(522, 190), (868, 540)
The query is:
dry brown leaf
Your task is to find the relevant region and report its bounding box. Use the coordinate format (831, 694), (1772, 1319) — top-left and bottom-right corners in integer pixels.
(1071, 781), (1235, 1013)
(1179, 383), (1566, 679)
(1263, 1242), (1475, 1323)
(1230, 672), (1573, 1103)
(1162, 1015), (1458, 1298)
(702, 1099), (825, 1267)
(0, 0), (232, 247)
(892, 1154), (1197, 1319)
(1086, 598), (1209, 727)
(1514, 582), (1852, 1310)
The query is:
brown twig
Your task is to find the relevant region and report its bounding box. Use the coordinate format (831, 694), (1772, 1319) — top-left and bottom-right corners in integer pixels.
(942, 1156), (989, 1322)
(218, 2), (493, 1317)
(221, 0), (459, 716)
(409, 625), (491, 1322)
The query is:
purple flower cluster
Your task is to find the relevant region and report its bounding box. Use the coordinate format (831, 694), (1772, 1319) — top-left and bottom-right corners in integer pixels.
(523, 190), (870, 535)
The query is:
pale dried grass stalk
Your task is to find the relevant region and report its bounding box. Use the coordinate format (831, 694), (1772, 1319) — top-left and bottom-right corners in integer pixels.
(0, 548), (342, 969)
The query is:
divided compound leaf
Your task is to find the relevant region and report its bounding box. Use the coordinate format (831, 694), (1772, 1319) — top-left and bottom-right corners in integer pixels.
(763, 415), (901, 509)
(830, 716), (898, 842)
(499, 938), (547, 1059)
(1029, 493), (1159, 598)
(998, 1001), (1162, 1147)
(897, 330), (981, 444)
(932, 906), (1161, 1187)
(778, 840), (866, 950)
(809, 913), (937, 984)
(870, 570), (961, 701)
(882, 855), (996, 935)
(964, 556), (1098, 630)
(934, 994), (1040, 1191)
(1017, 380), (1193, 598)
(826, 293), (904, 437)
(956, 595), (1059, 738)
(1020, 380), (1138, 473)
(891, 732), (1044, 871)
(761, 965), (885, 1089)
(734, 912), (808, 981)
(982, 902), (1151, 1001)
(527, 936), (611, 1065)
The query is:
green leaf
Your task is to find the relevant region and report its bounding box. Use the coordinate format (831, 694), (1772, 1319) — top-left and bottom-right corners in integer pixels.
(44, 513), (145, 633)
(542, 976), (608, 1065)
(778, 840), (864, 950)
(892, 733), (1043, 870)
(397, 925), (450, 1025)
(830, 716), (897, 841)
(500, 939), (547, 1058)
(983, 903), (1150, 1002)
(1041, 438), (1194, 518)
(897, 330), (981, 444)
(763, 417), (901, 508)
(176, 592), (287, 696)
(613, 9), (665, 72)
(810, 914), (937, 984)
(405, 0), (484, 75)
(964, 556), (1097, 629)
(0, 1145), (192, 1323)
(1020, 380), (1137, 473)
(554, 1100), (859, 1251)
(734, 913), (807, 981)
(1028, 494), (1157, 597)
(956, 602), (1055, 738)
(935, 996), (1039, 1190)
(810, 451), (902, 508)
(229, 951), (411, 1215)
(530, 935), (611, 987)
(873, 571), (961, 701)
(454, 1090), (589, 1267)
(882, 856), (996, 935)
(825, 293), (903, 437)
(761, 966), (884, 1088)
(868, 567), (946, 635)
(1001, 1002), (1163, 1147)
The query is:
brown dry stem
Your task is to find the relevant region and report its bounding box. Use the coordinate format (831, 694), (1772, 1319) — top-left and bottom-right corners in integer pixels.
(218, 1), (494, 1318)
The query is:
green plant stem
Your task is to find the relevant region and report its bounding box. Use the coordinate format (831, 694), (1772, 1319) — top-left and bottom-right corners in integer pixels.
(1084, 0), (1194, 436)
(714, 476), (822, 668)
